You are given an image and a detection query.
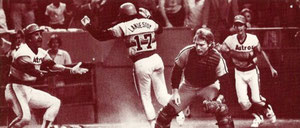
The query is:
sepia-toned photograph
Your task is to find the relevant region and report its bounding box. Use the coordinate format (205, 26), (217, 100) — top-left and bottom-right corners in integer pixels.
(0, 0), (299, 128)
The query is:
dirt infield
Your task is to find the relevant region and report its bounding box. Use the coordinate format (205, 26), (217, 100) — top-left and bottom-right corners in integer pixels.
(1, 118), (300, 128)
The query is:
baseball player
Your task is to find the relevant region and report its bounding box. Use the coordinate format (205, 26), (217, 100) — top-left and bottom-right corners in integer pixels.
(5, 23), (88, 128)
(155, 28), (234, 128)
(220, 15), (278, 127)
(81, 2), (184, 127)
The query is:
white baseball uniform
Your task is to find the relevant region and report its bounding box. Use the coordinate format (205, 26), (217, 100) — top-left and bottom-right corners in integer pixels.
(5, 43), (61, 127)
(223, 33), (263, 108)
(108, 18), (171, 120)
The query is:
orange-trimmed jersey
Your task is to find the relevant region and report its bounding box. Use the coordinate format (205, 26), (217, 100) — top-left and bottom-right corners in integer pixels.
(9, 43), (52, 82)
(223, 33), (259, 69)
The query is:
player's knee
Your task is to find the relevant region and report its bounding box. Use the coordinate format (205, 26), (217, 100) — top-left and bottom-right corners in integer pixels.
(156, 104), (177, 127)
(54, 97), (61, 107)
(238, 101), (251, 111)
(51, 97), (61, 112)
(156, 94), (171, 106)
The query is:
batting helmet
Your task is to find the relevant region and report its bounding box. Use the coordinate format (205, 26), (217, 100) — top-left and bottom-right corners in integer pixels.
(119, 2), (137, 16)
(194, 28), (214, 45)
(234, 15), (246, 25)
(23, 23), (44, 36)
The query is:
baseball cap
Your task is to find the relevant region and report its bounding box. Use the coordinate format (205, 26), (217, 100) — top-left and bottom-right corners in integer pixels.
(234, 15), (246, 24)
(24, 23), (44, 36)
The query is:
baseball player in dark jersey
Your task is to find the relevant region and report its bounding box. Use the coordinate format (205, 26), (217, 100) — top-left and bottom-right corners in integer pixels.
(81, 2), (185, 127)
(155, 28), (234, 128)
(5, 23), (88, 128)
(220, 15), (277, 127)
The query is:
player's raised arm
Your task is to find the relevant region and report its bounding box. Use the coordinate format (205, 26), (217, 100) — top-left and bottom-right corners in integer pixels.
(81, 15), (116, 41)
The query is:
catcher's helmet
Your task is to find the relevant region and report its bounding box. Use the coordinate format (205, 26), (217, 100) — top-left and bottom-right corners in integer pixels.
(234, 15), (246, 24)
(194, 28), (214, 45)
(23, 23), (44, 36)
(119, 2), (137, 16)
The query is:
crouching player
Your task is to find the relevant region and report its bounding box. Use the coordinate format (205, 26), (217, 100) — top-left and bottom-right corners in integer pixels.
(5, 23), (88, 128)
(155, 28), (234, 128)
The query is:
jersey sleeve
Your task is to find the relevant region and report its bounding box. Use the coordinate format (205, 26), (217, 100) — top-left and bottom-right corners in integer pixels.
(108, 23), (125, 38)
(175, 47), (191, 68)
(221, 36), (231, 52)
(252, 35), (262, 53)
(216, 55), (228, 77)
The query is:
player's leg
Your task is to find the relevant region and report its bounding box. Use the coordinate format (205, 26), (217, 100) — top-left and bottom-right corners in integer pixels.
(134, 58), (157, 126)
(249, 68), (276, 124)
(151, 54), (171, 106)
(155, 83), (196, 128)
(200, 81), (234, 128)
(234, 69), (252, 110)
(5, 84), (32, 128)
(235, 69), (263, 127)
(150, 54), (186, 126)
(29, 88), (61, 128)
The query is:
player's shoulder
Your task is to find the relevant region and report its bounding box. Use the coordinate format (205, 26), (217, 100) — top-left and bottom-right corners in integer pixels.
(224, 34), (237, 43)
(177, 44), (194, 56)
(14, 43), (32, 58)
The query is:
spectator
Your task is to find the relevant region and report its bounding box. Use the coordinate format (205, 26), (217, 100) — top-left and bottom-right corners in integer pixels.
(45, 0), (70, 29)
(202, 0), (239, 43)
(183, 0), (205, 28)
(9, 0), (37, 31)
(240, 8), (257, 28)
(6, 30), (24, 59)
(158, 0), (185, 27)
(0, 32), (12, 55)
(263, 15), (282, 48)
(47, 34), (72, 89)
(47, 34), (72, 65)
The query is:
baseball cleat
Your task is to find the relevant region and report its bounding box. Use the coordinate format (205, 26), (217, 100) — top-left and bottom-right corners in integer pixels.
(251, 114), (264, 127)
(176, 111), (185, 126)
(265, 104), (276, 123)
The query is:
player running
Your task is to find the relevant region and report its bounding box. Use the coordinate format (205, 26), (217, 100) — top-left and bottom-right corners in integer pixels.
(5, 23), (88, 128)
(81, 2), (185, 128)
(220, 15), (278, 127)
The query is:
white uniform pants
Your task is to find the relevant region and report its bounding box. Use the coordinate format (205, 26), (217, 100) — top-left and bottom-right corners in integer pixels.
(133, 54), (171, 120)
(235, 67), (263, 110)
(5, 83), (61, 127)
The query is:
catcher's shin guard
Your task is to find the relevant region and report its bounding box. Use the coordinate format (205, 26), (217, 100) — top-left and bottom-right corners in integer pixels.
(203, 100), (234, 128)
(155, 104), (177, 128)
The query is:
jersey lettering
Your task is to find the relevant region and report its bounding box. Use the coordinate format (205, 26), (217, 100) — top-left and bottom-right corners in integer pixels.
(235, 45), (254, 51)
(128, 22), (152, 32)
(33, 57), (43, 63)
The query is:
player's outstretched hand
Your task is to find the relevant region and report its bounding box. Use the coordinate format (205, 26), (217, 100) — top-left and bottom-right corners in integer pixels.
(172, 89), (181, 106)
(71, 62), (89, 75)
(271, 67), (278, 78)
(81, 16), (91, 26)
